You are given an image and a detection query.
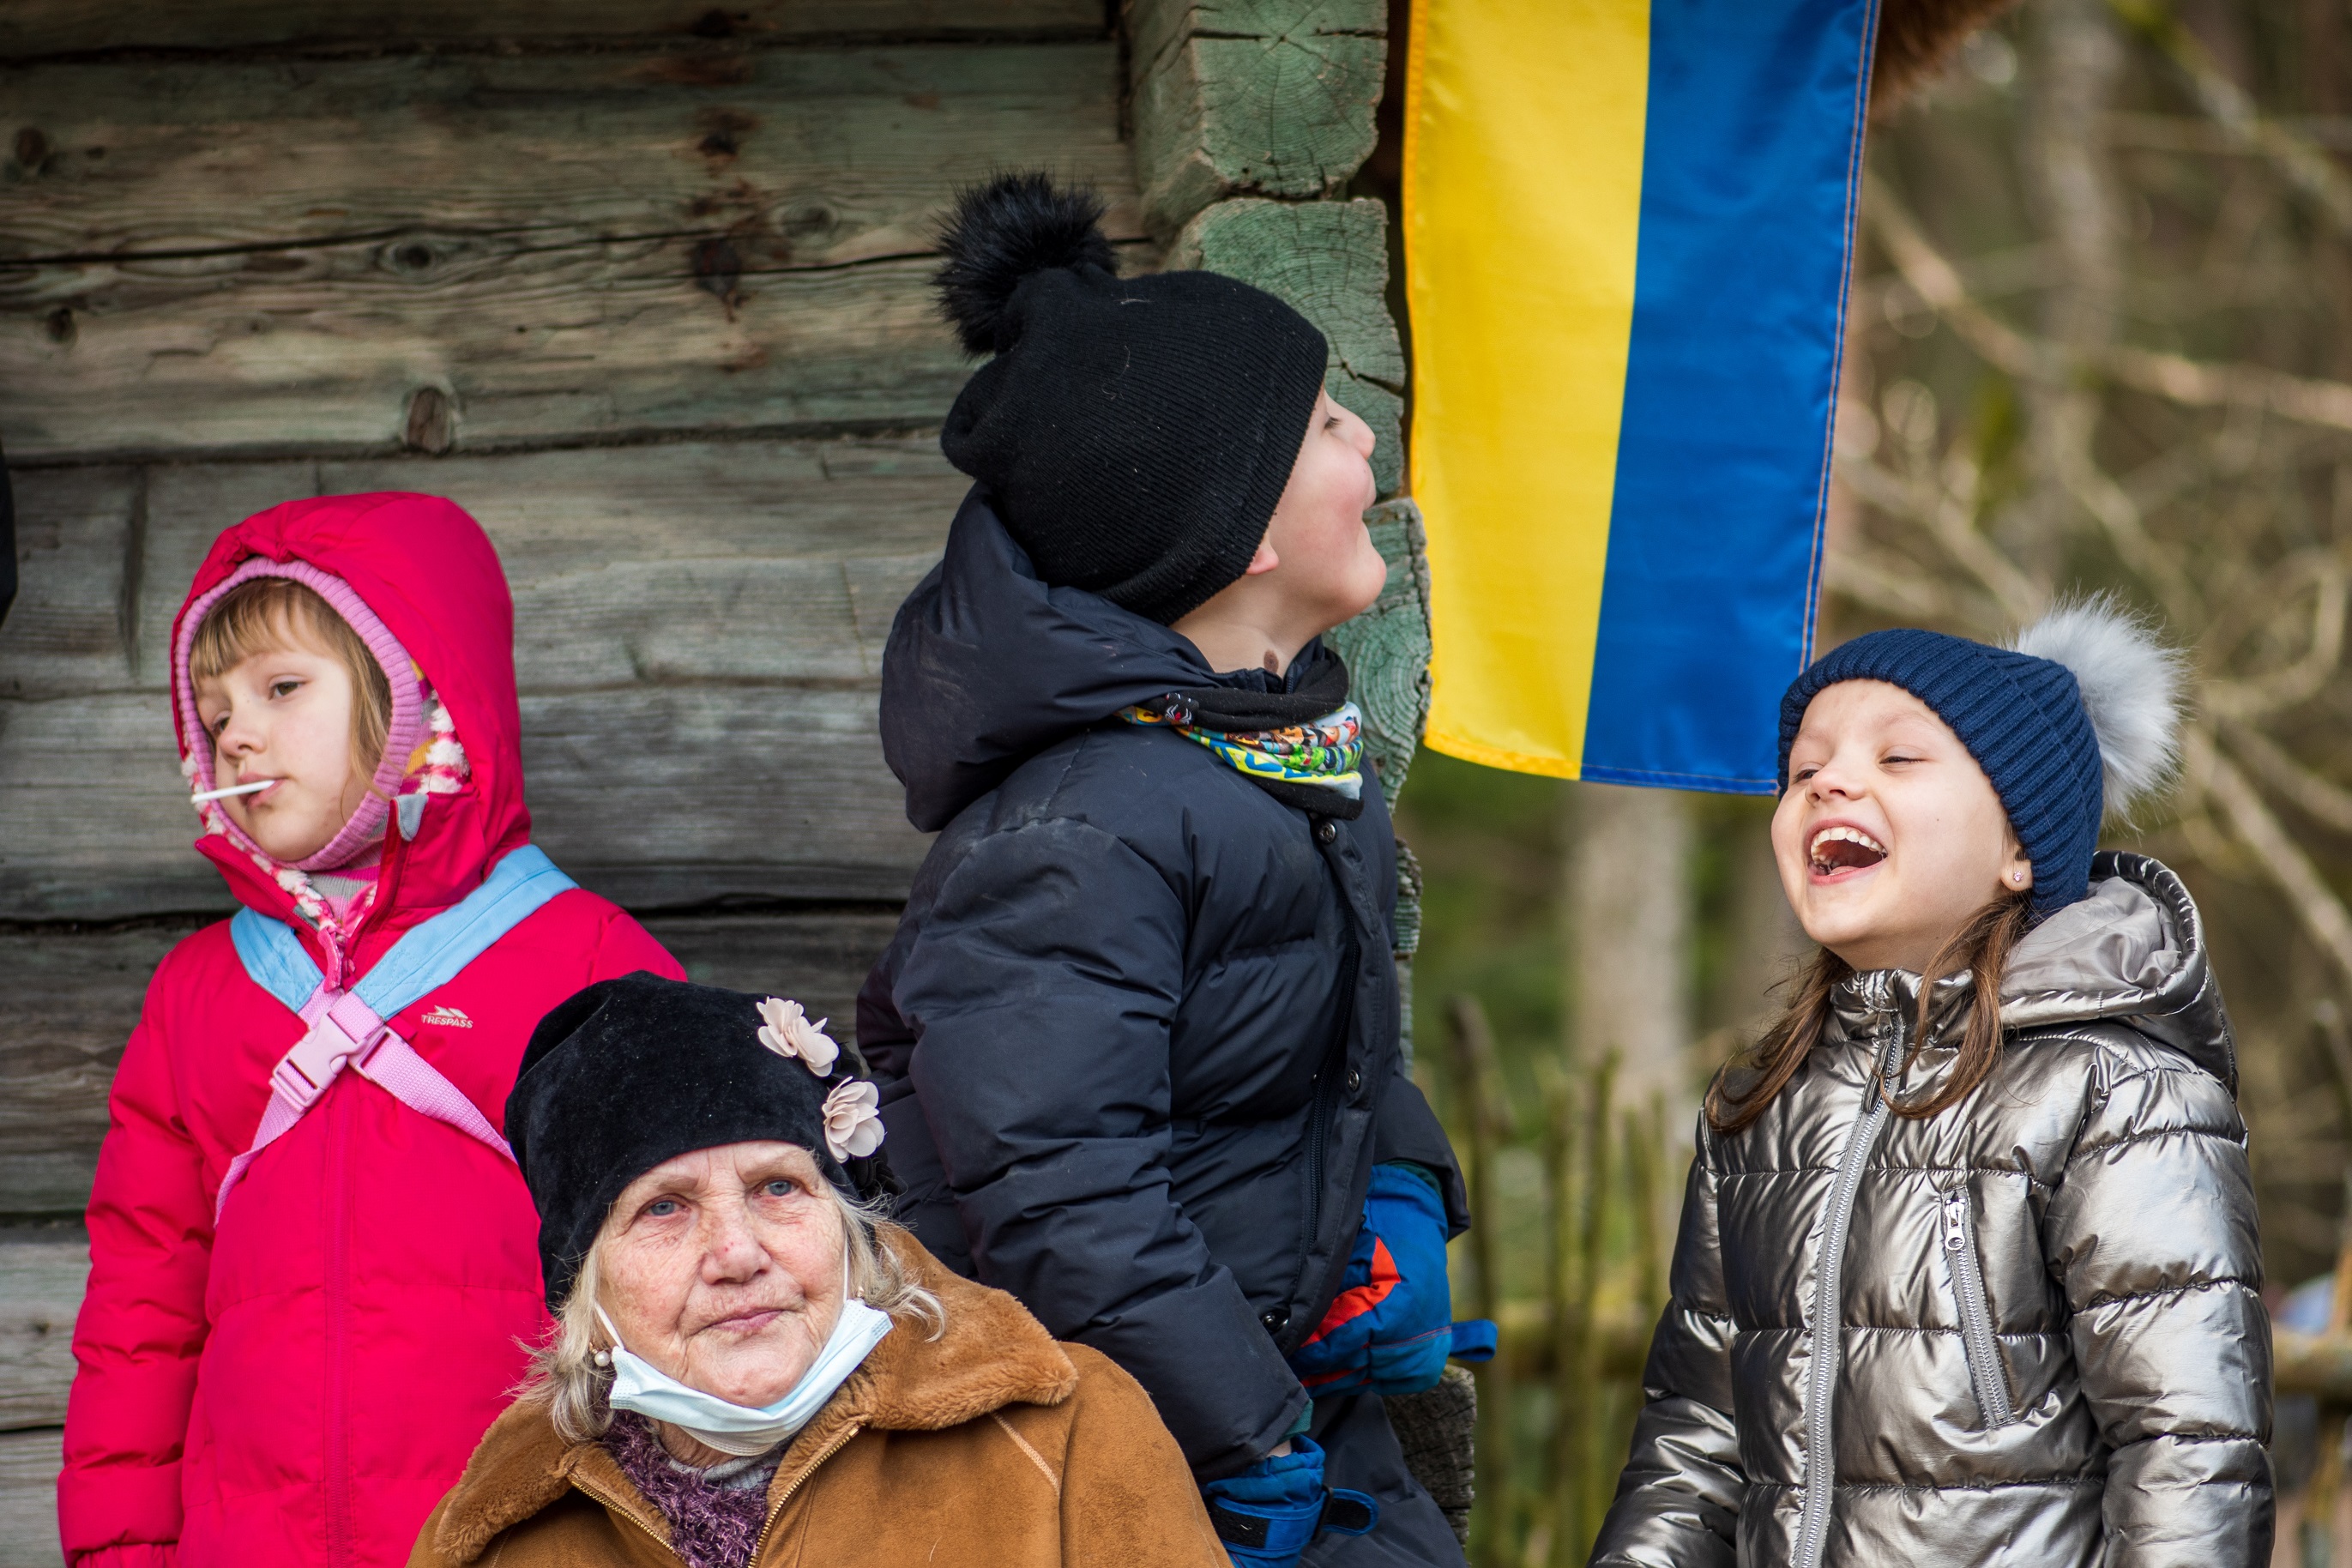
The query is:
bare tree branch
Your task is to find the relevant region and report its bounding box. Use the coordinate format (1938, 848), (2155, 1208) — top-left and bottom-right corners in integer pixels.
(2197, 730), (2352, 992)
(2225, 721), (2352, 835)
(1867, 178), (2352, 434)
(2204, 558), (2348, 721)
(1865, 179), (2047, 375)
(2102, 343), (2352, 432)
(1820, 544), (1972, 621)
(2112, 0), (2352, 238)
(2050, 425), (2204, 624)
(1835, 450), (2044, 622)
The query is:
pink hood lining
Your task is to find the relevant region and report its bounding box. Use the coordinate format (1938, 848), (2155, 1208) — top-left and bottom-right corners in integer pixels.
(167, 492), (534, 952)
(172, 557), (431, 873)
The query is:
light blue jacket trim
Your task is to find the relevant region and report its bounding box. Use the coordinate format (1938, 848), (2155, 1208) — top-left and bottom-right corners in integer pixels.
(231, 908), (328, 1015)
(229, 845), (577, 1017)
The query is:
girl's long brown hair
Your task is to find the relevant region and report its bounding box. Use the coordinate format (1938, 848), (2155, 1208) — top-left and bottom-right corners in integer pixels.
(1706, 888), (2034, 1134)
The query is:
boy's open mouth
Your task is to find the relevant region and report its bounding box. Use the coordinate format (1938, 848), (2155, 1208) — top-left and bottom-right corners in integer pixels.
(1809, 825), (1887, 877)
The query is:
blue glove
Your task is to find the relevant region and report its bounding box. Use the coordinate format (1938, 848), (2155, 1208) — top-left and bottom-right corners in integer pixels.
(1201, 1437), (1378, 1567)
(1286, 1163), (1497, 1399)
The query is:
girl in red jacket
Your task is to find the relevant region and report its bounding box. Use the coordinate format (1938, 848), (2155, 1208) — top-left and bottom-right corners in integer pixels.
(58, 493), (686, 1568)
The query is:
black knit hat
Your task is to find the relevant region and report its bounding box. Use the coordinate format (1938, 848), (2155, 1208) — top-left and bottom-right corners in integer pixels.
(934, 173), (1330, 625)
(504, 972), (890, 1309)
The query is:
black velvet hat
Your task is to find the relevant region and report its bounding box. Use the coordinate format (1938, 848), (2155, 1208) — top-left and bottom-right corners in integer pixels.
(933, 172), (1330, 626)
(505, 972), (890, 1309)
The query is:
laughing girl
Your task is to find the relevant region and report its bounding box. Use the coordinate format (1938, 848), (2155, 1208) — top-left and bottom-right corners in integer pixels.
(1590, 604), (2271, 1568)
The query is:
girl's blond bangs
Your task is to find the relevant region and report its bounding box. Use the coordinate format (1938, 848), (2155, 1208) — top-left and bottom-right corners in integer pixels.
(190, 576), (394, 775)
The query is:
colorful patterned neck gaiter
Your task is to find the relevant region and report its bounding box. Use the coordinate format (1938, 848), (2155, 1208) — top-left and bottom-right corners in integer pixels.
(1119, 699), (1366, 805)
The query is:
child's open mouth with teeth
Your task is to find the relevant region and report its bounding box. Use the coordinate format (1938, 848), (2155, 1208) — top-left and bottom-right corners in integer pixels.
(1809, 824), (1887, 877)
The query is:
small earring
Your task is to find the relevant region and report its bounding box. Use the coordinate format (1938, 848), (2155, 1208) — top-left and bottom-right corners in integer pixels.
(2011, 871), (2024, 884)
(593, 1349), (612, 1367)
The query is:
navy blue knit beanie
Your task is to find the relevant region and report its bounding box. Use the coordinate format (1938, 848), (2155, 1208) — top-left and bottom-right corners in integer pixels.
(1777, 605), (2183, 915)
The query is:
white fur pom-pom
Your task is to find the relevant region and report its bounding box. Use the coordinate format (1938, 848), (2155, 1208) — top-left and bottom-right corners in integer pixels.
(2009, 595), (2186, 820)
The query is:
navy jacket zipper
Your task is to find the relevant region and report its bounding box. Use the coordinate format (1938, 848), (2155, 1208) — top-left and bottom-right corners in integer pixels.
(1279, 823), (1365, 1348)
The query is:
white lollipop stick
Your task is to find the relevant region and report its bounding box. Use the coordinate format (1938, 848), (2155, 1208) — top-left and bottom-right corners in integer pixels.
(190, 780), (277, 804)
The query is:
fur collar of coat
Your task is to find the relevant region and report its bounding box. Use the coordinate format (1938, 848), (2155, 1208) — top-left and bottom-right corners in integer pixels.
(426, 1225), (1080, 1565)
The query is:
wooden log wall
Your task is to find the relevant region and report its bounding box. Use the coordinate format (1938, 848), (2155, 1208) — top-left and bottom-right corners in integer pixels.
(0, 3), (1147, 1558)
(0, 1), (1445, 1558)
(0, 1), (1444, 1555)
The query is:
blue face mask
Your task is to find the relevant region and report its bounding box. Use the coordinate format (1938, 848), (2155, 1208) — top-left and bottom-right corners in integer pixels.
(596, 1263), (894, 1457)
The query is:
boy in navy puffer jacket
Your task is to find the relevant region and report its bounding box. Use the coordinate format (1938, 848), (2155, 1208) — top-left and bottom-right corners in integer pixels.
(857, 174), (1478, 1567)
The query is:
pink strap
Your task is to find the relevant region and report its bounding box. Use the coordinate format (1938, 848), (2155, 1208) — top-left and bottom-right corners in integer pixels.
(352, 1035), (514, 1160)
(214, 983), (514, 1224)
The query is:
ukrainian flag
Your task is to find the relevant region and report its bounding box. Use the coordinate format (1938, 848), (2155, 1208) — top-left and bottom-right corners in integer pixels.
(1404, 0), (1879, 792)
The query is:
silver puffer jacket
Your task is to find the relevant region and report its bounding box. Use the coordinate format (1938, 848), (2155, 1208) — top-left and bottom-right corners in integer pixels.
(1591, 853), (2271, 1568)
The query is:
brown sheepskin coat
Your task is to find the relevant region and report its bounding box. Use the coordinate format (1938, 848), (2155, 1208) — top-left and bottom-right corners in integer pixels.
(408, 1227), (1226, 1568)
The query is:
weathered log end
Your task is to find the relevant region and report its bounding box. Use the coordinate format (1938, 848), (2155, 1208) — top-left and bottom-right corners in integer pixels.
(1167, 196), (1404, 496)
(1324, 496), (1430, 802)
(1383, 1365), (1477, 1546)
(1125, 0), (1388, 237)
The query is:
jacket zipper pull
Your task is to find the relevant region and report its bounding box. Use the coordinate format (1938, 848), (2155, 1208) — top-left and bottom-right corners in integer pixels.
(1941, 1189), (1968, 1251)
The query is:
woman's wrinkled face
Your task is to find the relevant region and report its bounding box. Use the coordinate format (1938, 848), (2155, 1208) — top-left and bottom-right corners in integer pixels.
(1262, 388), (1387, 631)
(598, 1141), (846, 1408)
(1772, 679), (2031, 974)
(193, 638), (368, 863)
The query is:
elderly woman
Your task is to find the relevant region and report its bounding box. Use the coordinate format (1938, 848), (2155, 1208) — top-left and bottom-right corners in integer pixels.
(409, 974), (1225, 1568)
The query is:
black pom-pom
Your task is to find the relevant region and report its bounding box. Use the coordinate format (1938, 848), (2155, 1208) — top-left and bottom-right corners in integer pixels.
(933, 172), (1115, 355)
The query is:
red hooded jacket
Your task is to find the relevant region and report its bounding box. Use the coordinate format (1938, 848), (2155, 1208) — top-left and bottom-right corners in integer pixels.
(59, 494), (684, 1568)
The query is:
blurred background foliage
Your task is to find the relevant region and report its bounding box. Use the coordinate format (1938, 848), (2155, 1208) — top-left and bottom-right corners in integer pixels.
(1395, 1), (2352, 1559)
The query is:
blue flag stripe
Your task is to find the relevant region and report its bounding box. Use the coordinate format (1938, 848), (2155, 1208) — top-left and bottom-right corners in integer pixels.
(1577, 0), (1879, 793)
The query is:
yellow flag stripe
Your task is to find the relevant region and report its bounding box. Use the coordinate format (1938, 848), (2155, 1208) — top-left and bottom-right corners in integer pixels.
(1405, 0), (1651, 780)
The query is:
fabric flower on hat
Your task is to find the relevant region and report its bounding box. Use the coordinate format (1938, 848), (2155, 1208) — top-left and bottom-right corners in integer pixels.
(821, 1079), (884, 1161)
(755, 997), (840, 1076)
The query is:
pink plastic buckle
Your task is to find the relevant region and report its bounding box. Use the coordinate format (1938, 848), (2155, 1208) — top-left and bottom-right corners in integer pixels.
(267, 991), (387, 1111)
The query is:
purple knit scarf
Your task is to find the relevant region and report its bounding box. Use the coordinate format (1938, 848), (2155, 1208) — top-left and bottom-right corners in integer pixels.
(602, 1414), (779, 1568)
